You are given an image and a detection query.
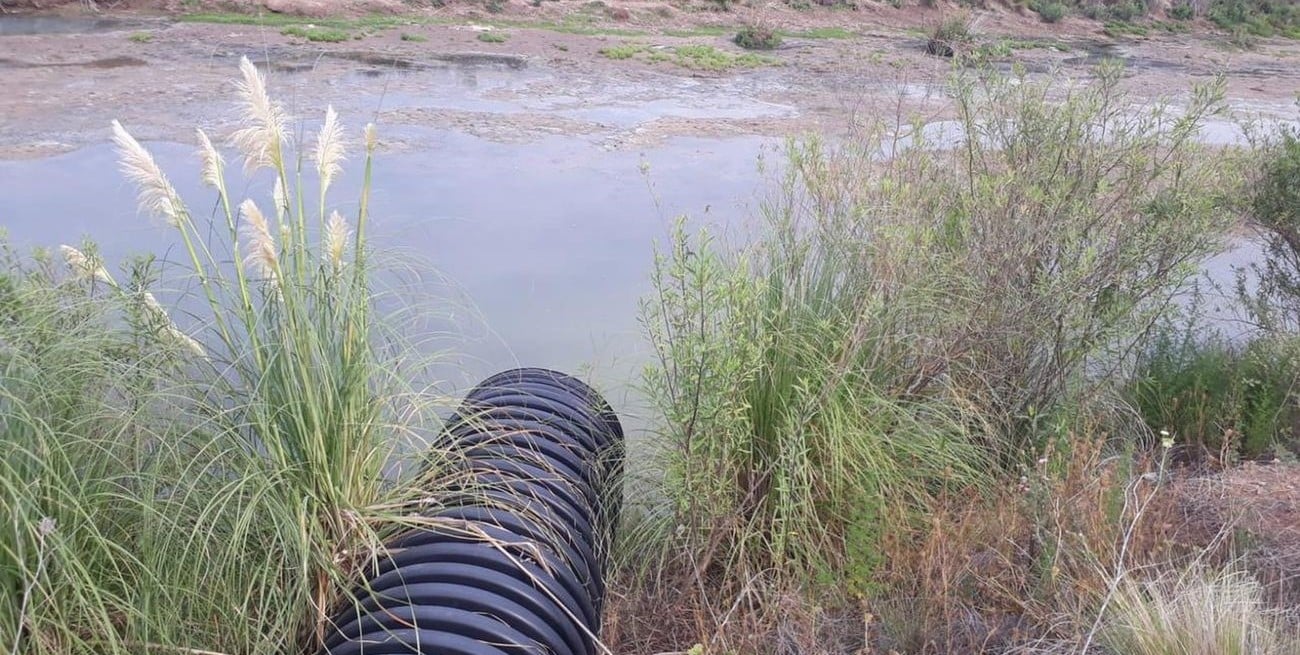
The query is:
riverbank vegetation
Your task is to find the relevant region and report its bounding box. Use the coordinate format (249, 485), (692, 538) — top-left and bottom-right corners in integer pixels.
(607, 66), (1300, 652)
(2, 58), (1300, 654)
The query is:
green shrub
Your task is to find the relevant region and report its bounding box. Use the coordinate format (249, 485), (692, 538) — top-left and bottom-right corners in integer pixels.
(1170, 1), (1195, 20)
(1127, 319), (1298, 461)
(1207, 0), (1300, 35)
(1038, 1), (1067, 22)
(1239, 129), (1300, 331)
(734, 24), (782, 49)
(926, 14), (972, 56)
(477, 30), (508, 42)
(639, 66), (1236, 591)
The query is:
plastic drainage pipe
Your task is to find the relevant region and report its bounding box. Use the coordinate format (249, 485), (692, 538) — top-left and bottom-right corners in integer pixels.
(320, 368), (623, 655)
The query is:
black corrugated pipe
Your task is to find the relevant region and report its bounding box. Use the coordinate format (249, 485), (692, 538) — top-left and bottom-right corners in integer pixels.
(319, 368), (624, 655)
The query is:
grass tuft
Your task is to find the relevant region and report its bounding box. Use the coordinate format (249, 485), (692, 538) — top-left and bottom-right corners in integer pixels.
(282, 25), (352, 42)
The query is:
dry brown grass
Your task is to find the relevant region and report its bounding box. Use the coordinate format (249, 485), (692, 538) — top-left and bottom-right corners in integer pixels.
(600, 437), (1300, 655)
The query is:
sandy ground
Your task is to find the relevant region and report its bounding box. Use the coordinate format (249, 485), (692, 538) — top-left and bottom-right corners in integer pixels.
(1, 1), (1298, 159)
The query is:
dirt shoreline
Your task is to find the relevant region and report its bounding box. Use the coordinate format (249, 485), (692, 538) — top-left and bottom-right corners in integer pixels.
(1, 2), (1297, 159)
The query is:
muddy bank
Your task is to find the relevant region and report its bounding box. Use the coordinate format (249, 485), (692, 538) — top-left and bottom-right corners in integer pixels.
(1, 6), (1298, 158)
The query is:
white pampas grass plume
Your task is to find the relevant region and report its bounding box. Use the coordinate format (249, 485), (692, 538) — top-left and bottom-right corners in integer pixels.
(59, 245), (116, 287)
(196, 129), (225, 190)
(239, 199), (279, 282)
(314, 105), (346, 194)
(231, 56), (287, 173)
(364, 123), (377, 152)
(165, 324), (207, 358)
(112, 120), (185, 227)
(325, 210), (349, 268)
(272, 177), (289, 223)
(140, 291), (206, 357)
(141, 290), (166, 316)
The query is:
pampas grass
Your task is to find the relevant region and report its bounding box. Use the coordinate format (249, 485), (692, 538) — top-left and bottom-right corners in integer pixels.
(231, 56), (287, 174)
(325, 210), (349, 269)
(239, 198), (279, 283)
(111, 120), (185, 227)
(2, 55), (455, 655)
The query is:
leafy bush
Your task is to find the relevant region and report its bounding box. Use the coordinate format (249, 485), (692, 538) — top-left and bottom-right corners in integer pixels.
(734, 24), (782, 49)
(926, 14), (972, 56)
(1207, 0), (1300, 35)
(1038, 1), (1067, 22)
(1170, 1), (1195, 20)
(639, 66), (1236, 595)
(1239, 129), (1300, 332)
(477, 30), (508, 42)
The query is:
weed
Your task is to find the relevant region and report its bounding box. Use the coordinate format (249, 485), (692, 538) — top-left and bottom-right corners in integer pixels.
(1104, 20), (1151, 37)
(1170, 1), (1195, 19)
(282, 25), (352, 42)
(662, 25), (730, 37)
(127, 31), (153, 42)
(1208, 0), (1300, 36)
(181, 11), (411, 31)
(790, 26), (855, 38)
(599, 43), (645, 59)
(1127, 309), (1298, 461)
(734, 24), (782, 49)
(400, 32), (427, 41)
(1239, 128), (1300, 332)
(1099, 565), (1300, 654)
(477, 30), (508, 42)
(1037, 1), (1067, 22)
(926, 14), (972, 57)
(671, 44), (776, 69)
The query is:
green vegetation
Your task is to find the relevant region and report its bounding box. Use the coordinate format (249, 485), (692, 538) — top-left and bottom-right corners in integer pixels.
(9, 33), (1300, 655)
(1100, 566), (1300, 655)
(1104, 19), (1151, 37)
(608, 66), (1258, 649)
(400, 32), (428, 42)
(282, 25), (352, 42)
(1127, 317), (1298, 461)
(600, 43), (777, 69)
(733, 24), (782, 49)
(1207, 0), (1300, 37)
(1, 57), (455, 655)
(599, 42), (646, 59)
(180, 11), (412, 31)
(926, 14), (973, 57)
(1239, 129), (1300, 332)
(671, 44), (776, 69)
(1036, 1), (1067, 22)
(127, 31), (153, 43)
(787, 26), (856, 38)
